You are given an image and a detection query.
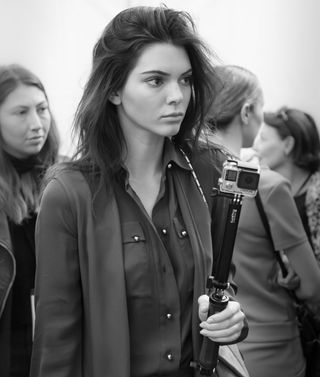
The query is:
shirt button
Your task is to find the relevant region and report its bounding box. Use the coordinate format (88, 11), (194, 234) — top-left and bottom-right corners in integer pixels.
(167, 353), (173, 361)
(167, 163), (172, 169)
(162, 228), (167, 235)
(166, 313), (172, 319)
(133, 235), (140, 242)
(181, 230), (187, 237)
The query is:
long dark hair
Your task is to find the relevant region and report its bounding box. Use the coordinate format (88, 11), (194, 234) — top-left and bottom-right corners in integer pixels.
(264, 107), (320, 172)
(72, 5), (218, 184)
(0, 64), (60, 223)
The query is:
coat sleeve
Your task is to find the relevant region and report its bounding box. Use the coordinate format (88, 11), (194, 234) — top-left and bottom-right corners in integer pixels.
(30, 177), (82, 377)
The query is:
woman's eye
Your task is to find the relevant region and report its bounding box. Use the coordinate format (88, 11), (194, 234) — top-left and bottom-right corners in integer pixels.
(38, 106), (49, 114)
(146, 77), (163, 87)
(180, 76), (192, 86)
(16, 109), (27, 115)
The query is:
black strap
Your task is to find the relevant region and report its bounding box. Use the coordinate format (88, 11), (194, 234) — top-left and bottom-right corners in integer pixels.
(254, 191), (300, 303)
(255, 192), (288, 276)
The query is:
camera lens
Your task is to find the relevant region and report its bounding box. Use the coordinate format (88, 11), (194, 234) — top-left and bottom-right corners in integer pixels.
(238, 171), (259, 190)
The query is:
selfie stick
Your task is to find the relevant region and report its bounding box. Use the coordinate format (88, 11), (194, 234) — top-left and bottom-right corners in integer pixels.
(198, 189), (244, 376)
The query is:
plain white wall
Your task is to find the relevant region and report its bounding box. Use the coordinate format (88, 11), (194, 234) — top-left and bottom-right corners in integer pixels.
(1, 0), (319, 155)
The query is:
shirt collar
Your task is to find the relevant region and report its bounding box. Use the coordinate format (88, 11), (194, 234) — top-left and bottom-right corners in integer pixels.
(162, 138), (191, 172)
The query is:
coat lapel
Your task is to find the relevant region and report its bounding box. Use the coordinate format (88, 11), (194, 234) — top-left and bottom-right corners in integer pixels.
(173, 168), (213, 360)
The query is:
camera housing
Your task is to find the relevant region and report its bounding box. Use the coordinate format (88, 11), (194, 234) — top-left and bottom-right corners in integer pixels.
(218, 159), (260, 197)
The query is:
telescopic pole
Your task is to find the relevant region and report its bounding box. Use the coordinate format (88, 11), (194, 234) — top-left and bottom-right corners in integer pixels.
(198, 190), (244, 376)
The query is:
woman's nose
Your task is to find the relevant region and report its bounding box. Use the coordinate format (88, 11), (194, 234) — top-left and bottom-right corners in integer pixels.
(28, 110), (42, 131)
(167, 82), (184, 104)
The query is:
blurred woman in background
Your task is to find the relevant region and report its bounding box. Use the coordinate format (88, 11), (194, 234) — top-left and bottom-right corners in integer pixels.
(0, 64), (60, 377)
(253, 107), (320, 265)
(206, 64), (320, 377)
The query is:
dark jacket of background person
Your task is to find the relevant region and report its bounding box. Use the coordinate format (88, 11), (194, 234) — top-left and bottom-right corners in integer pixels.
(0, 64), (59, 377)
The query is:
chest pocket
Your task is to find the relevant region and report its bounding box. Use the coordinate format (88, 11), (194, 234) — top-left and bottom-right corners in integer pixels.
(122, 221), (152, 298)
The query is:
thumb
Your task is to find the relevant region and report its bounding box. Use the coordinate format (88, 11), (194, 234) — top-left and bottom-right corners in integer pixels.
(198, 294), (209, 321)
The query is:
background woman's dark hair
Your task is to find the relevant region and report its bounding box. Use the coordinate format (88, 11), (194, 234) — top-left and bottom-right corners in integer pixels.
(0, 64), (60, 223)
(206, 65), (262, 132)
(72, 5), (218, 183)
(264, 107), (320, 172)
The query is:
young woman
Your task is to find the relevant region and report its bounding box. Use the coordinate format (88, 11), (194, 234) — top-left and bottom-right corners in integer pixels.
(253, 107), (320, 265)
(206, 65), (320, 377)
(0, 64), (59, 377)
(30, 6), (249, 377)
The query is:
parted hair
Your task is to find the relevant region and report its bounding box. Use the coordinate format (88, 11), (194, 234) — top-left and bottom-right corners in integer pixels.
(71, 5), (218, 182)
(0, 64), (59, 223)
(264, 107), (320, 173)
(207, 64), (262, 131)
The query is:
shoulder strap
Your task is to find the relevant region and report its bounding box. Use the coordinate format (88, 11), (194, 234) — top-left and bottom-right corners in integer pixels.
(254, 191), (288, 277)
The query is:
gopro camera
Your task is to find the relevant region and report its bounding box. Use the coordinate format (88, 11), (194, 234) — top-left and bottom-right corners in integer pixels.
(218, 159), (260, 197)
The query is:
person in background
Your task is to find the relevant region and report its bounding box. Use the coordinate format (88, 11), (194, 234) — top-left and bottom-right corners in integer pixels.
(30, 6), (249, 377)
(0, 64), (60, 377)
(206, 64), (320, 377)
(253, 107), (320, 266)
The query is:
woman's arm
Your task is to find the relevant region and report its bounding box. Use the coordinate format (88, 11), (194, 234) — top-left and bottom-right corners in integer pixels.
(263, 173), (320, 303)
(283, 242), (320, 302)
(30, 177), (82, 377)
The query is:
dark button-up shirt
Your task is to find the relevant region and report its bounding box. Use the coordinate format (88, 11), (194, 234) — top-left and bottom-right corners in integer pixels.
(114, 142), (195, 377)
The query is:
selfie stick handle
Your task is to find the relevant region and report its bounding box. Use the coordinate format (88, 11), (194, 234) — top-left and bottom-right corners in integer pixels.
(199, 193), (243, 376)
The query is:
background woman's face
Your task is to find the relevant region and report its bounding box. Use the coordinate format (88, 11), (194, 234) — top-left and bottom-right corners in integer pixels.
(112, 42), (192, 143)
(0, 84), (51, 159)
(243, 94), (264, 148)
(253, 123), (287, 169)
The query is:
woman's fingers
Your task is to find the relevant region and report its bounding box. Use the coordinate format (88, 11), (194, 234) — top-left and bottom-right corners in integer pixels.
(198, 298), (245, 342)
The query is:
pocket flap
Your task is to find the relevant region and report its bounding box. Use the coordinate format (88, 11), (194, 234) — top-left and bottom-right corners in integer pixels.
(122, 222), (146, 243)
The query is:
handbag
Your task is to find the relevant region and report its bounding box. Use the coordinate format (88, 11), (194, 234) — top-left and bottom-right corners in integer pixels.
(214, 344), (250, 377)
(255, 192), (320, 377)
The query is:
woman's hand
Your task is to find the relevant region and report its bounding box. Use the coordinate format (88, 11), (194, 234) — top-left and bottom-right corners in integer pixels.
(198, 295), (245, 343)
(276, 252), (300, 290)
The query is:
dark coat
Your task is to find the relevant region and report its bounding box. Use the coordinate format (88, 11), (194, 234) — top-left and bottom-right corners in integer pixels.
(0, 212), (15, 377)
(30, 147), (248, 377)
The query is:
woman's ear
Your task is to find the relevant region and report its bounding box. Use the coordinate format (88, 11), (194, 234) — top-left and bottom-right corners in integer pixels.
(109, 92), (121, 105)
(240, 103), (251, 125)
(283, 135), (295, 156)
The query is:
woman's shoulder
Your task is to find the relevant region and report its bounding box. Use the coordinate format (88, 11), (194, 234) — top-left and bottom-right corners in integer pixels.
(259, 166), (291, 190)
(192, 141), (228, 171)
(42, 163), (92, 203)
(258, 167), (297, 217)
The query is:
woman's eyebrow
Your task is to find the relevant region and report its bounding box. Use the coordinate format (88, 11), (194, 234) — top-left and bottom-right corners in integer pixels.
(141, 68), (193, 76)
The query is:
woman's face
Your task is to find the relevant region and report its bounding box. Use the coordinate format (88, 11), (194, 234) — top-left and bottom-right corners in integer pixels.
(111, 42), (192, 143)
(253, 123), (287, 169)
(0, 84), (51, 159)
(242, 93), (264, 148)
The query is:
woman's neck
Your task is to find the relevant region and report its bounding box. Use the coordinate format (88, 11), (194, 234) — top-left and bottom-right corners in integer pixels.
(209, 123), (243, 158)
(124, 136), (165, 217)
(124, 136), (164, 180)
(275, 163), (310, 196)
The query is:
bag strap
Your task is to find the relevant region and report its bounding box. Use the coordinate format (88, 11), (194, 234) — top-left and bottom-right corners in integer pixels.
(254, 192), (288, 276)
(254, 191), (300, 303)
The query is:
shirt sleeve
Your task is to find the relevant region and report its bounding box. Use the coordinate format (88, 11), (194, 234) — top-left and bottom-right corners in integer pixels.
(30, 177), (82, 377)
(260, 169), (309, 251)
